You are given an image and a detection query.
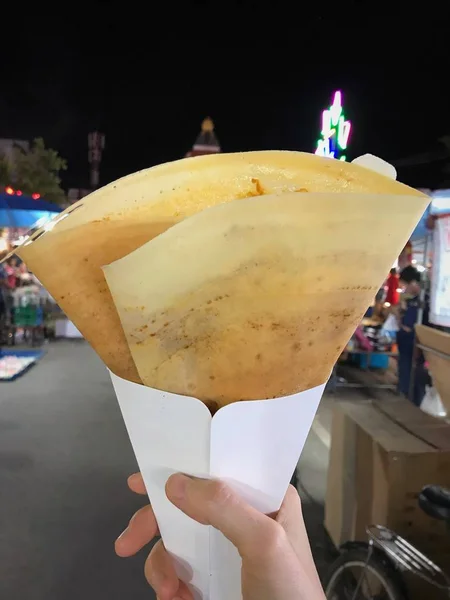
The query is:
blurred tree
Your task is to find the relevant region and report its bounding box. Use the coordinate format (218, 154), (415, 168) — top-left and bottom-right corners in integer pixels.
(0, 138), (67, 205)
(0, 153), (12, 186)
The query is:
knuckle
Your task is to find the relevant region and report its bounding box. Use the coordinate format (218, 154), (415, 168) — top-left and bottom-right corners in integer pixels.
(286, 485), (303, 513)
(143, 540), (165, 592)
(256, 521), (287, 561)
(144, 550), (158, 588)
(264, 520), (287, 550)
(242, 520), (287, 562)
(207, 479), (233, 506)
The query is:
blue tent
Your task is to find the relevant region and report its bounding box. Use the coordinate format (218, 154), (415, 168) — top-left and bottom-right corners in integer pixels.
(410, 206), (431, 241)
(0, 192), (62, 228)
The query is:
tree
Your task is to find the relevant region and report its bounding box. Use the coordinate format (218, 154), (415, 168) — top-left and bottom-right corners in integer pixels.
(0, 138), (68, 205)
(0, 153), (12, 186)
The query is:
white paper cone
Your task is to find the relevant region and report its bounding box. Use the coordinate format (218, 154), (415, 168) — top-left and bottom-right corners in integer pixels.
(110, 372), (325, 600)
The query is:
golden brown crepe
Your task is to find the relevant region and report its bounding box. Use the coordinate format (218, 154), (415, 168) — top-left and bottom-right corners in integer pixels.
(103, 191), (429, 412)
(16, 151), (428, 384)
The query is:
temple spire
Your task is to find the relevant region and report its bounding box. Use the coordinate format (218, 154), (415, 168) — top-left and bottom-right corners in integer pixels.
(185, 117), (221, 157)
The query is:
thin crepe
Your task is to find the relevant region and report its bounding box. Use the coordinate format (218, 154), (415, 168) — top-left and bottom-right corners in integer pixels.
(16, 151), (427, 382)
(103, 192), (429, 412)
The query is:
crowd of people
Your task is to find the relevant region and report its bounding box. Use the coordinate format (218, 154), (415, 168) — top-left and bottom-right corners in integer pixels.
(0, 254), (54, 345)
(379, 264), (448, 408)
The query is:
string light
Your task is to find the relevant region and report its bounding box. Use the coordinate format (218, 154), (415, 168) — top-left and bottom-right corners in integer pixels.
(3, 186), (41, 200)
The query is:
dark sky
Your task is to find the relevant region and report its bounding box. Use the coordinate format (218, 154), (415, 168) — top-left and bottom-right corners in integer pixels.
(2, 21), (450, 191)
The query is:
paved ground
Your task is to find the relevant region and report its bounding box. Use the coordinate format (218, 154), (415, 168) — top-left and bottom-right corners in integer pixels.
(0, 340), (357, 599)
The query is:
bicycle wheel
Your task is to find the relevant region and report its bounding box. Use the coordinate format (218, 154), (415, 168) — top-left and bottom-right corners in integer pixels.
(324, 546), (406, 600)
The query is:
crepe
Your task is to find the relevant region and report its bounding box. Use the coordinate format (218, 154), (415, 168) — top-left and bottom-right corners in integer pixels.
(103, 191), (429, 412)
(16, 151), (427, 383)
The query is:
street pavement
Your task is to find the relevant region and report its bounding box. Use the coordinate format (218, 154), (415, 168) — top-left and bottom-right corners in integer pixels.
(0, 340), (336, 599)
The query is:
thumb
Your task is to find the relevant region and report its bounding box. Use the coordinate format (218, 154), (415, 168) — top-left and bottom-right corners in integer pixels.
(166, 474), (278, 555)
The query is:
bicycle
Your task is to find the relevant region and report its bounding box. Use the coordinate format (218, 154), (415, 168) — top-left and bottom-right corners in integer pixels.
(324, 484), (450, 599)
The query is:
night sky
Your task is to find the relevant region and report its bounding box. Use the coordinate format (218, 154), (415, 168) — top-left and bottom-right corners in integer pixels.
(2, 23), (450, 192)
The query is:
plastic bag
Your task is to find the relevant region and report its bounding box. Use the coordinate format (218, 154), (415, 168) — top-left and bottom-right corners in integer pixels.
(421, 385), (447, 418)
(381, 313), (399, 334)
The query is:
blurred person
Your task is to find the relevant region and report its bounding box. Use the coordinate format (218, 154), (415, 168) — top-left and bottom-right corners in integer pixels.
(371, 286), (387, 320)
(385, 267), (400, 306)
(396, 265), (422, 404)
(12, 278), (41, 343)
(116, 473), (326, 600)
(4, 257), (19, 290)
(0, 260), (7, 333)
(3, 257), (19, 325)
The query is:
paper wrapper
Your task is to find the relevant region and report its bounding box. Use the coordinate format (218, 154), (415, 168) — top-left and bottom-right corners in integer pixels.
(110, 371), (326, 600)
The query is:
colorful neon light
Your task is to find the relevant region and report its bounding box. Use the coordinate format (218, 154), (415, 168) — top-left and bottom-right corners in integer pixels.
(315, 90), (351, 161)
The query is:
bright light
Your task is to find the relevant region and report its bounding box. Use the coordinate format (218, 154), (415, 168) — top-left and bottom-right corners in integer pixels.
(384, 302), (391, 308)
(4, 186), (41, 199)
(34, 216), (49, 228)
(411, 259), (417, 264)
(43, 220), (57, 233)
(315, 90), (351, 161)
(12, 235), (29, 247)
(30, 216), (57, 233)
(417, 265), (426, 272)
(431, 196), (450, 212)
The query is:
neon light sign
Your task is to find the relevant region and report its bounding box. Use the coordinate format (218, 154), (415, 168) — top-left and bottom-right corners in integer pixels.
(315, 91), (351, 161)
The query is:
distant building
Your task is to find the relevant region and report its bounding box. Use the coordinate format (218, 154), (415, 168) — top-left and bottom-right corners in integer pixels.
(0, 139), (29, 163)
(0, 139), (30, 182)
(68, 188), (92, 205)
(185, 117), (221, 157)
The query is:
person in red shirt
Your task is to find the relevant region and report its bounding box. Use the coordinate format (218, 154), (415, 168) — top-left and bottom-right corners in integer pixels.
(385, 268), (400, 306)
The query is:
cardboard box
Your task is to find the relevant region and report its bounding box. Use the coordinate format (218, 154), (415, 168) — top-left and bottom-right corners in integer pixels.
(416, 325), (450, 414)
(325, 398), (450, 562)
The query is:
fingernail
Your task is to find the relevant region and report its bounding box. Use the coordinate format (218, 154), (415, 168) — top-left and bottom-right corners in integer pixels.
(166, 473), (190, 500)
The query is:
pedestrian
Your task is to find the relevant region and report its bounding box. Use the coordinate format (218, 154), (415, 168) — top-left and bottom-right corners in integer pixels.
(3, 257), (19, 326)
(0, 259), (7, 341)
(395, 265), (422, 404)
(385, 267), (400, 306)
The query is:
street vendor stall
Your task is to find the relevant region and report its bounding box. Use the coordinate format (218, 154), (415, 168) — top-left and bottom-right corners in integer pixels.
(331, 190), (450, 395)
(408, 201), (450, 415)
(1, 190), (67, 379)
(328, 312), (399, 392)
(0, 188), (62, 230)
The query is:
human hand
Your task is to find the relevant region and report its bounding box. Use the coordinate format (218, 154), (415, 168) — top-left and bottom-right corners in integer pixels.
(116, 472), (325, 600)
